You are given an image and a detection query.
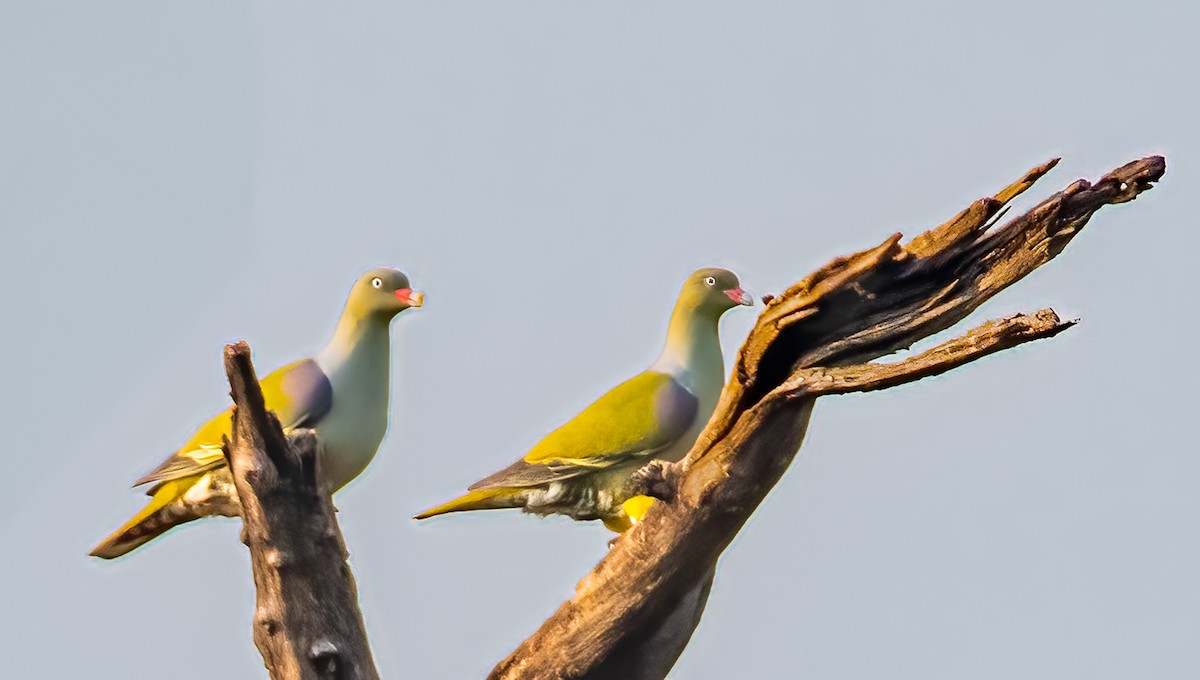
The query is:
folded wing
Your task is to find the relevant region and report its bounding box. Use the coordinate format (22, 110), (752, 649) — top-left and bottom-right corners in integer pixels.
(132, 359), (333, 491)
(469, 371), (699, 491)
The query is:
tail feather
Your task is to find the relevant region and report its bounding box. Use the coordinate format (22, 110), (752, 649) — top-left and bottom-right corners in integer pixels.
(414, 488), (524, 520)
(90, 478), (206, 559)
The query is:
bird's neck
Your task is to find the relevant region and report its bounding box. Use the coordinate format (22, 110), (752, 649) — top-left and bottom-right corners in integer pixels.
(316, 312), (392, 379)
(651, 303), (723, 391)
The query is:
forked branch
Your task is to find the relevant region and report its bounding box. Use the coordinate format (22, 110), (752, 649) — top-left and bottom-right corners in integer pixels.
(490, 156), (1165, 680)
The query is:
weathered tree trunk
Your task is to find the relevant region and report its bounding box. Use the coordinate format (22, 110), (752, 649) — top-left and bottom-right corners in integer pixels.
(224, 342), (380, 680)
(584, 567), (717, 680)
(489, 156), (1165, 679)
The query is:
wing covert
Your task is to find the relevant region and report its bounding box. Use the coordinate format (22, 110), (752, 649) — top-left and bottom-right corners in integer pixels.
(132, 358), (333, 490)
(469, 371), (699, 491)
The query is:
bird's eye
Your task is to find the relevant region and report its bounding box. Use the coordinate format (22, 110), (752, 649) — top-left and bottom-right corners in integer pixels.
(704, 276), (716, 286)
(371, 277), (383, 289)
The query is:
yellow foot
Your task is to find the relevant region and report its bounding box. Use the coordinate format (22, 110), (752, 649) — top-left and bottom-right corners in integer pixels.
(601, 495), (659, 537)
(602, 515), (632, 534)
(623, 494), (656, 524)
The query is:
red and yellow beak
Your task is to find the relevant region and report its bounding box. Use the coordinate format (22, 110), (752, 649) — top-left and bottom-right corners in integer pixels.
(395, 288), (424, 308)
(723, 287), (753, 306)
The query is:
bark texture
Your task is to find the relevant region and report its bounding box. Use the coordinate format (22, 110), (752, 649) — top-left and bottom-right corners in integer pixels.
(224, 341), (380, 680)
(489, 156), (1165, 680)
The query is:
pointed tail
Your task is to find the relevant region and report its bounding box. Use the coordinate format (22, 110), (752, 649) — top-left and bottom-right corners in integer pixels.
(90, 478), (204, 559)
(414, 488), (524, 520)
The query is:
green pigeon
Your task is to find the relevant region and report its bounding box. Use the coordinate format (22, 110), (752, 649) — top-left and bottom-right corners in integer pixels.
(90, 268), (423, 559)
(415, 267), (752, 532)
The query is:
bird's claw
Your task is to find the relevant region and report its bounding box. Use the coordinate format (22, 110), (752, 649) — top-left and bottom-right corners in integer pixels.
(631, 460), (678, 503)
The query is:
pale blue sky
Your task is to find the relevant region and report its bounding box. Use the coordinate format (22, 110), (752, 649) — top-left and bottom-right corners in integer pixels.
(1, 2), (1195, 678)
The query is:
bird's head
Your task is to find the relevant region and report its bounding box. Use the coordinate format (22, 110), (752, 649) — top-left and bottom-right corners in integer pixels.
(678, 267), (753, 317)
(345, 268), (424, 321)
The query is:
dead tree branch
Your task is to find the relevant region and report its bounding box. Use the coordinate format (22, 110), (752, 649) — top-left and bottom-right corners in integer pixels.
(771, 308), (1074, 401)
(490, 156), (1165, 680)
(224, 341), (380, 680)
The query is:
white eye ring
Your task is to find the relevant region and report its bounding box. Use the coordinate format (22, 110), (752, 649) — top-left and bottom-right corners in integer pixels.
(371, 277), (383, 289)
(704, 276), (716, 286)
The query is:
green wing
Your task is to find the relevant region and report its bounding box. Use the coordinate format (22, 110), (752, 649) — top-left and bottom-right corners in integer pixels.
(469, 371), (699, 491)
(133, 359), (333, 491)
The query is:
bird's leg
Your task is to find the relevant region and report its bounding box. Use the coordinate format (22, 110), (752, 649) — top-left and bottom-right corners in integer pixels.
(602, 462), (683, 547)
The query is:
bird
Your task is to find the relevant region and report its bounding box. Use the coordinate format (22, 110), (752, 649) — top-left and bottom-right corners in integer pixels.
(415, 267), (752, 533)
(90, 268), (423, 559)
